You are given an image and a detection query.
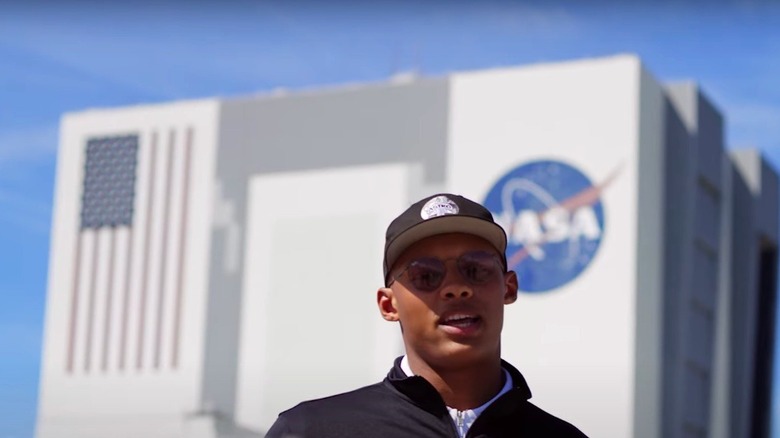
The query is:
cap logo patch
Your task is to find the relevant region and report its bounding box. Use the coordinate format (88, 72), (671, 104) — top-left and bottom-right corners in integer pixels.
(420, 195), (459, 220)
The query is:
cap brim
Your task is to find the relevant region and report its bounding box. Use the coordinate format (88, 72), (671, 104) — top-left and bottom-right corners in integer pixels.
(384, 216), (507, 274)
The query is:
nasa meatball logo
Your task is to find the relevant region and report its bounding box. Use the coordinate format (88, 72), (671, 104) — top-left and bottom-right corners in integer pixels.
(484, 160), (619, 293)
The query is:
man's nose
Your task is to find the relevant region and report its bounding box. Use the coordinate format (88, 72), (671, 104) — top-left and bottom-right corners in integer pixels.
(439, 270), (475, 299)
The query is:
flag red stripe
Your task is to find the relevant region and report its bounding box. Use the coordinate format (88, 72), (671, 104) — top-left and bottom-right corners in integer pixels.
(101, 228), (117, 371)
(137, 132), (158, 369)
(118, 227), (134, 370)
(172, 128), (193, 368)
(154, 130), (176, 368)
(66, 233), (83, 373)
(84, 231), (100, 372)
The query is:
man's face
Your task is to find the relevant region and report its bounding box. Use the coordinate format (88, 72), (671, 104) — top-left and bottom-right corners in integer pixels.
(377, 233), (518, 369)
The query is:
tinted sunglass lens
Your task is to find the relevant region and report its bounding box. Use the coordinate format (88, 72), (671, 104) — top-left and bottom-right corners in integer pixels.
(406, 259), (446, 291)
(458, 252), (500, 283)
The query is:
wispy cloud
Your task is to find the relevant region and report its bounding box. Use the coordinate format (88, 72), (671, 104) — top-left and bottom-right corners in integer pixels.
(457, 1), (580, 35)
(0, 41), (168, 104)
(0, 3), (329, 97)
(0, 125), (58, 168)
(0, 124), (55, 237)
(0, 187), (52, 236)
(0, 1), (589, 99)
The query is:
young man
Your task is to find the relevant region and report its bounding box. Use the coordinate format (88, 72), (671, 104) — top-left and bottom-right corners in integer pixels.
(266, 194), (587, 437)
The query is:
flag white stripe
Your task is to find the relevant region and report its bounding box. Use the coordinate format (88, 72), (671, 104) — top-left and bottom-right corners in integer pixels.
(105, 228), (128, 371)
(172, 128), (193, 368)
(118, 227), (134, 371)
(90, 227), (113, 372)
(136, 131), (159, 369)
(100, 228), (117, 371)
(72, 232), (94, 374)
(154, 130), (176, 368)
(83, 229), (101, 372)
(142, 129), (169, 370)
(161, 129), (183, 368)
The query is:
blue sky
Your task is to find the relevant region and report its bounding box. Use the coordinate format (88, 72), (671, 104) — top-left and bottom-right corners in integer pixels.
(1, 1), (779, 437)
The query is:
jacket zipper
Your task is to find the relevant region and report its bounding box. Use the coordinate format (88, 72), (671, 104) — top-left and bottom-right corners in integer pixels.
(456, 410), (464, 438)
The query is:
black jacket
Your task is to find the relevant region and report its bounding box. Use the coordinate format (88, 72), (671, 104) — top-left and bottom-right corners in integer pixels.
(265, 357), (587, 437)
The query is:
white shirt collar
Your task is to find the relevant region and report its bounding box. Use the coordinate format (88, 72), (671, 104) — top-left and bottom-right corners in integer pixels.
(400, 356), (513, 438)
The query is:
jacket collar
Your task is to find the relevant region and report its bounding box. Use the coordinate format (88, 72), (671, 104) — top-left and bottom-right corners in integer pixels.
(383, 356), (532, 416)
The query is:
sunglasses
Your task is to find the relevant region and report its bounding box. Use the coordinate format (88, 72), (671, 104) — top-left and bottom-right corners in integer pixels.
(388, 251), (505, 292)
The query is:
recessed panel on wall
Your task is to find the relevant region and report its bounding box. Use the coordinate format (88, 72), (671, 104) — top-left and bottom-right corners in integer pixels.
(447, 55), (642, 438)
(236, 163), (416, 432)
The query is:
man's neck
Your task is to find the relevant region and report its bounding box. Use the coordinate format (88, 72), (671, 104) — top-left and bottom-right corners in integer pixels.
(406, 353), (504, 411)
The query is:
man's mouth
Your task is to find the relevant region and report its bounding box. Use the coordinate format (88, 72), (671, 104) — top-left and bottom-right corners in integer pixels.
(440, 314), (481, 327)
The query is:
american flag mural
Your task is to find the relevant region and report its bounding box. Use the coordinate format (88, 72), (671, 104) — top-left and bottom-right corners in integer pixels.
(65, 128), (194, 373)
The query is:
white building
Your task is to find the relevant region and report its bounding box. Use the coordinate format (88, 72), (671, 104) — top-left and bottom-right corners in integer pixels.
(37, 55), (778, 438)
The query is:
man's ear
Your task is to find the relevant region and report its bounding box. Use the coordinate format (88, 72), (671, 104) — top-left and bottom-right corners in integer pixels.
(503, 271), (519, 305)
(377, 287), (399, 321)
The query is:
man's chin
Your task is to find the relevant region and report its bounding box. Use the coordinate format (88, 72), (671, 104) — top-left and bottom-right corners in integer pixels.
(428, 343), (497, 366)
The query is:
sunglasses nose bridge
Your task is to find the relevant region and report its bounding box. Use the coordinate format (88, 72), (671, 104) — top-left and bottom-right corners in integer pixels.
(439, 264), (475, 299)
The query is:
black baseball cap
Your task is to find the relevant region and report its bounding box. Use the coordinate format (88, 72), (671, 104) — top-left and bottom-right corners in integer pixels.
(383, 193), (508, 284)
